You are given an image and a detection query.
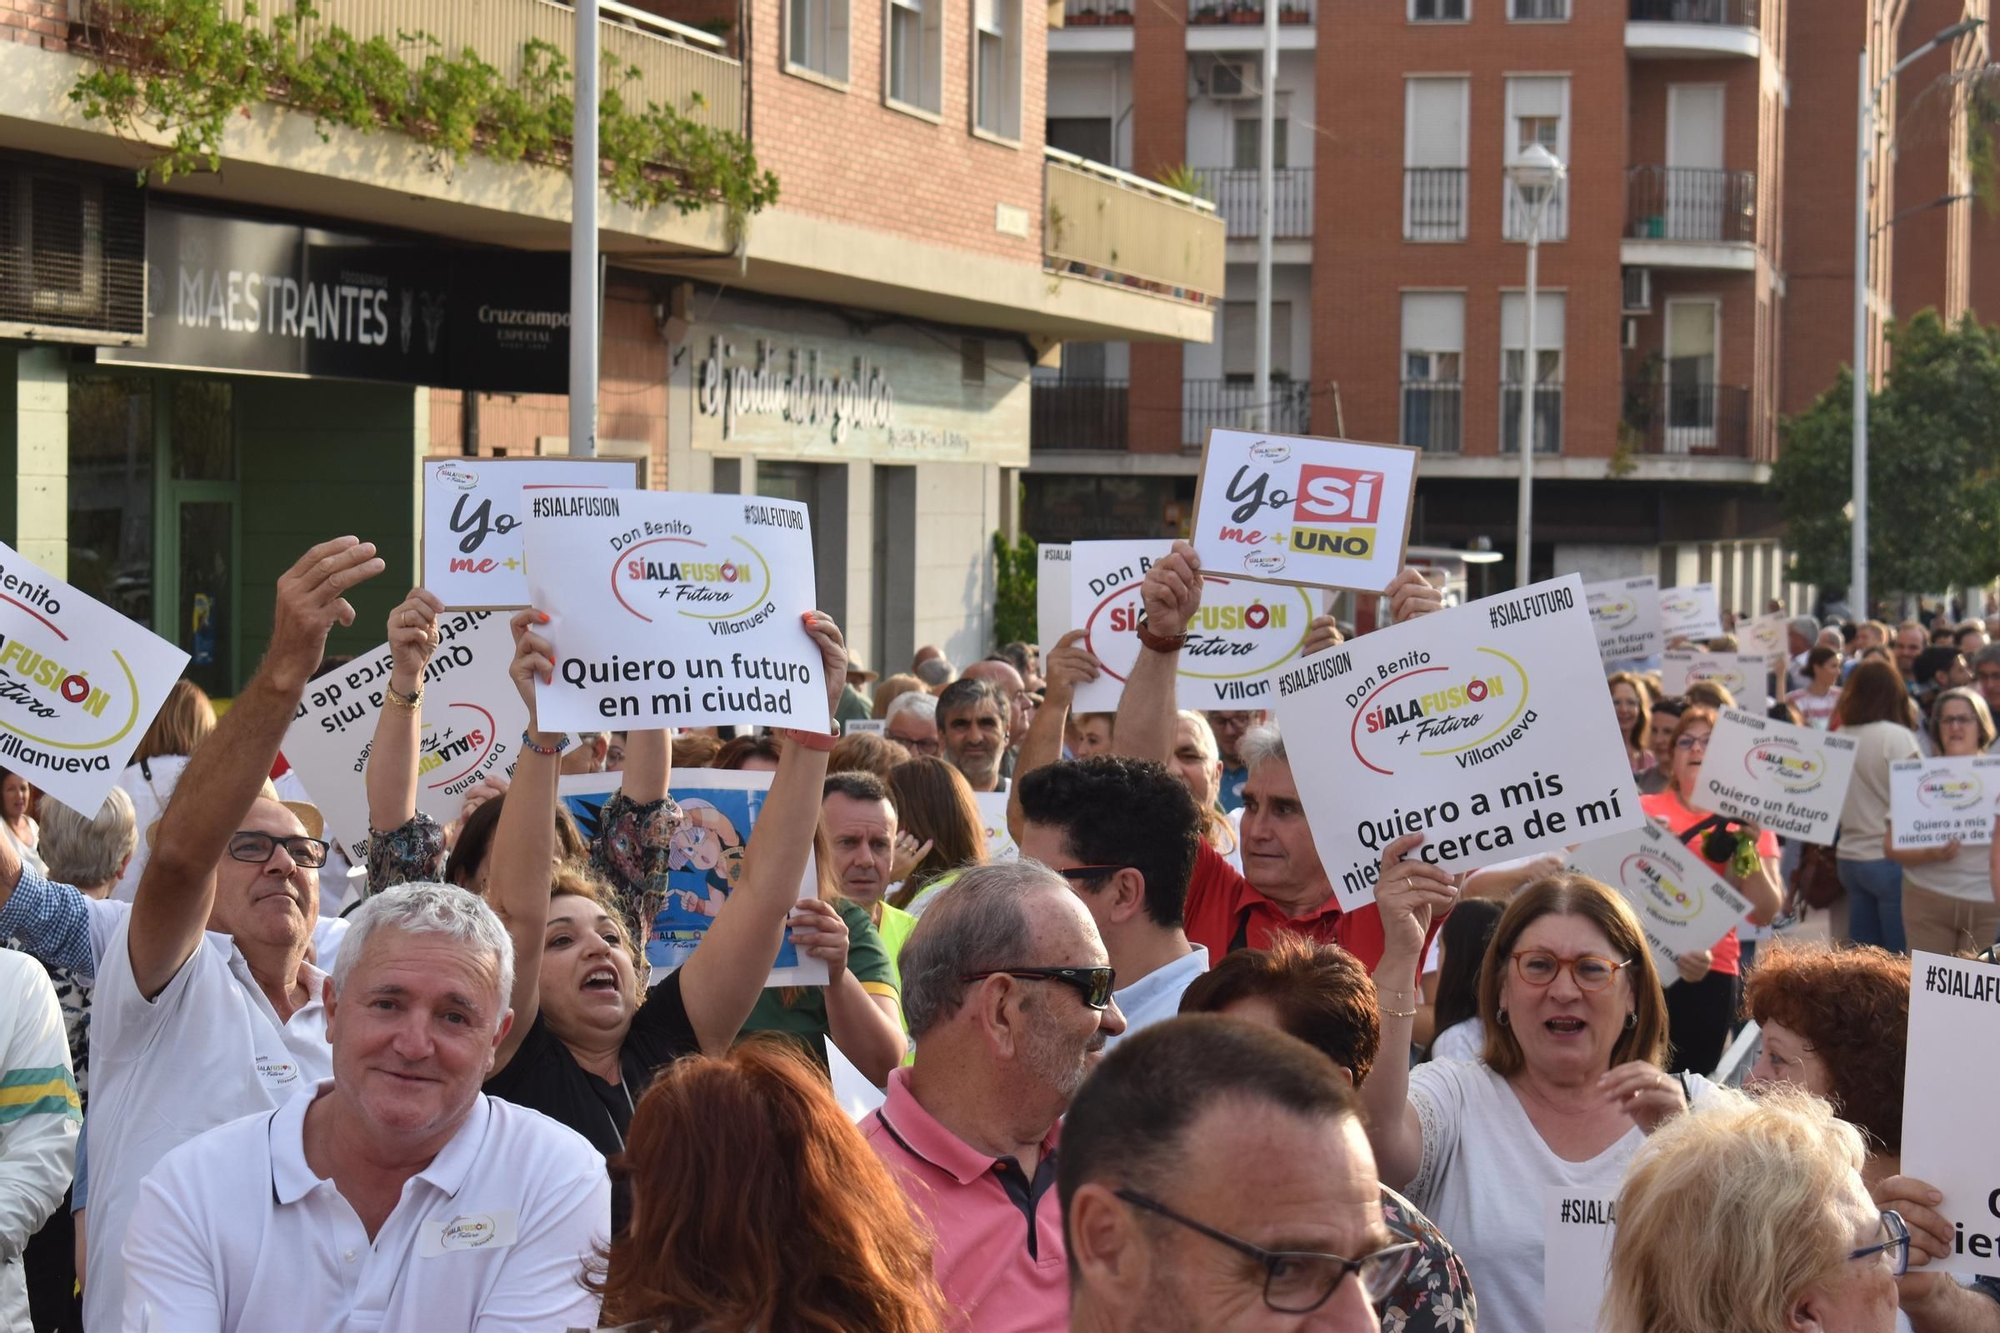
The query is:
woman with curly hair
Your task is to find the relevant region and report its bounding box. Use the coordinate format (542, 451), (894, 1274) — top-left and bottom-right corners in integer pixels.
(593, 1039), (945, 1332)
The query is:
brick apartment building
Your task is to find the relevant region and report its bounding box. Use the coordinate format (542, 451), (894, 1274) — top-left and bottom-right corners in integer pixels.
(1033, 0), (1997, 612)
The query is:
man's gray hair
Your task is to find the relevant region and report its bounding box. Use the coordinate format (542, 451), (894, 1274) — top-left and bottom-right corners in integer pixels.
(1974, 642), (2000, 671)
(900, 861), (1068, 1039)
(39, 787), (137, 888)
(1240, 722), (1288, 773)
(887, 690), (939, 726)
(1789, 615), (1819, 640)
(916, 658), (957, 688)
(333, 883), (515, 1019)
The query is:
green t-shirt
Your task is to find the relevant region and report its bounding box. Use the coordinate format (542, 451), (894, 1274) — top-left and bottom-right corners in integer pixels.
(742, 897), (899, 1064)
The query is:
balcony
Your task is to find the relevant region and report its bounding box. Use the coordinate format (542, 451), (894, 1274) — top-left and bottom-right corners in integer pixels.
(1404, 168), (1467, 242)
(1623, 167), (1758, 269)
(1182, 379), (1311, 448)
(1622, 381), (1751, 457)
(1627, 0), (1761, 58)
(1499, 383), (1563, 455)
(1188, 0), (1314, 24)
(1062, 0), (1136, 22)
(1402, 381), (1463, 453)
(1193, 168), (1314, 240)
(1033, 379), (1130, 450)
(1045, 149), (1228, 305)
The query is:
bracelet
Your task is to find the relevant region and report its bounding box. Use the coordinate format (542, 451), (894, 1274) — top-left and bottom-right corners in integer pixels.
(520, 730), (571, 758)
(1134, 611), (1189, 654)
(383, 681), (422, 710)
(783, 727), (838, 753)
(1383, 1006), (1418, 1019)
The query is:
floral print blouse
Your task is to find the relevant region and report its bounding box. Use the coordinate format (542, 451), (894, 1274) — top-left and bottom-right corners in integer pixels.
(1380, 1183), (1477, 1332)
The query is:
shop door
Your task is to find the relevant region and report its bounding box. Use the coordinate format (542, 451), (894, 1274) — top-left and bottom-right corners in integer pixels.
(155, 382), (240, 697)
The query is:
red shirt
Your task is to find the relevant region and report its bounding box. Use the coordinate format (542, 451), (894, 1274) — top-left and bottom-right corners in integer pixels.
(1639, 790), (1778, 977)
(1184, 842), (1424, 974)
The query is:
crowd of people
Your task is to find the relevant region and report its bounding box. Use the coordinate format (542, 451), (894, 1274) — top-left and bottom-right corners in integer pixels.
(2, 532), (1996, 1332)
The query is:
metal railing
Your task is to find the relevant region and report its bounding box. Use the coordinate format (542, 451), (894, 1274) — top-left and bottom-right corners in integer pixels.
(1032, 379), (1130, 450)
(1404, 167), (1466, 241)
(1192, 168), (1314, 240)
(1621, 381), (1751, 456)
(1511, 0), (1569, 17)
(1062, 0), (1136, 23)
(1188, 0), (1315, 23)
(1045, 149), (1227, 303)
(1625, 166), (1758, 244)
(1402, 381), (1463, 453)
(1628, 0), (1759, 26)
(1182, 379), (1311, 449)
(1499, 383), (1563, 455)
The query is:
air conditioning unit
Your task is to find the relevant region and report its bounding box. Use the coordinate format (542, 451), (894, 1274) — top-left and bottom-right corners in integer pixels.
(1622, 316), (1640, 350)
(1204, 61), (1260, 100)
(15, 176), (103, 318)
(1622, 266), (1652, 314)
(0, 160), (145, 340)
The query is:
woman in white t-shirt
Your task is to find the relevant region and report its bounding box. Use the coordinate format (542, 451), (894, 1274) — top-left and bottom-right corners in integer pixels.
(1895, 688), (2000, 955)
(1786, 644), (1844, 729)
(1361, 841), (1707, 1333)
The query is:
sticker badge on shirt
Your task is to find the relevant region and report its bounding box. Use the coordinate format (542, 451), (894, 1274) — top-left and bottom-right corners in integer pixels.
(419, 1210), (521, 1258)
(255, 1055), (300, 1088)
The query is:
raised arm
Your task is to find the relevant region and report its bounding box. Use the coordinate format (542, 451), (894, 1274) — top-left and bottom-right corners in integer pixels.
(1006, 630), (1100, 844)
(364, 587), (445, 833)
(1111, 540), (1203, 766)
(129, 538), (384, 1000)
(677, 614), (842, 1056)
(487, 609), (563, 1075)
(1361, 833), (1461, 1190)
(617, 728), (670, 806)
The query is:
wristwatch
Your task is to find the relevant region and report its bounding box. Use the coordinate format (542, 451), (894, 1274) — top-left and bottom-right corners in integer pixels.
(1135, 611), (1189, 654)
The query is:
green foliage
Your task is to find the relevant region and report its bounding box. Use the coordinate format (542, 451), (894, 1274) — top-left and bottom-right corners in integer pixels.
(68, 0), (778, 219)
(993, 530), (1038, 650)
(1151, 163), (1211, 202)
(1772, 311), (2000, 598)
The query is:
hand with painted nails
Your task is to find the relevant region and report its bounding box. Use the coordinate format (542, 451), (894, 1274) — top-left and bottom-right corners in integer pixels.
(508, 607), (560, 742)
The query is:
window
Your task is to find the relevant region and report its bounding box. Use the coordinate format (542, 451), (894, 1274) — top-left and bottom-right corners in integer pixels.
(1664, 299), (1719, 452)
(1222, 301), (1293, 382)
(972, 0), (1023, 142)
(786, 0), (851, 83)
(1509, 0), (1567, 17)
(1504, 76), (1570, 240)
(1232, 117), (1290, 170)
(1411, 0), (1467, 18)
(1401, 293), (1464, 452)
(1047, 117), (1114, 164)
(886, 0), (942, 116)
(1404, 77), (1468, 241)
(1500, 291), (1564, 454)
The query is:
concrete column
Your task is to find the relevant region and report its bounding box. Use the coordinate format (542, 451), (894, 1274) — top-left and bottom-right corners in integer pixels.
(1, 348), (68, 577)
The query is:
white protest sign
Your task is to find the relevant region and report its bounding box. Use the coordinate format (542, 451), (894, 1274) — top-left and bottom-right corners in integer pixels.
(523, 489), (825, 732)
(1584, 576), (1662, 665)
(1661, 651), (1770, 714)
(976, 791), (1020, 862)
(1568, 821), (1753, 974)
(843, 718), (887, 736)
(1037, 544), (1071, 658)
(1188, 428), (1419, 595)
(1543, 1188), (1619, 1333)
(1698, 707), (1859, 846)
(1902, 950), (2000, 1276)
(1070, 540), (1318, 714)
(282, 612), (524, 852)
(1741, 612), (1790, 667)
(1890, 755), (2000, 849)
(0, 540), (190, 813)
(1272, 575), (1643, 908)
(422, 458), (641, 609)
(1658, 583), (1723, 642)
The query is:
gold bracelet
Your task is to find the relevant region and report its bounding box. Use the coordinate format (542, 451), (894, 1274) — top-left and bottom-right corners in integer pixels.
(1383, 1006), (1418, 1019)
(383, 682), (422, 710)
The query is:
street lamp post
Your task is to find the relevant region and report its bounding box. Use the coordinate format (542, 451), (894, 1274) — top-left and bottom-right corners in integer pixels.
(1851, 18), (1983, 618)
(1508, 143), (1565, 591)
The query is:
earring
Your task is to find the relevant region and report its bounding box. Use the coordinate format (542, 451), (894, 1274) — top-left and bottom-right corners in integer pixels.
(1497, 1008), (1510, 1028)
(1624, 1012), (1638, 1031)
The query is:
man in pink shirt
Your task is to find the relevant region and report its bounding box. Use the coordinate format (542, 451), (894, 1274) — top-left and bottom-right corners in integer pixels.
(865, 862), (1127, 1332)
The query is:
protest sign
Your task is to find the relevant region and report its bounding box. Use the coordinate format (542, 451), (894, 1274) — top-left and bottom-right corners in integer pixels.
(1069, 540), (1318, 714)
(1901, 950), (2000, 1277)
(558, 769), (827, 988)
(843, 718), (887, 736)
(422, 457), (640, 609)
(1657, 583), (1723, 642)
(1038, 544), (1071, 659)
(1543, 1188), (1618, 1333)
(523, 489), (825, 732)
(1661, 650), (1770, 714)
(0, 540), (190, 813)
(975, 791), (1020, 863)
(1584, 576), (1662, 665)
(1568, 821), (1753, 974)
(1188, 428), (1419, 595)
(282, 612), (523, 851)
(1697, 707), (1858, 846)
(1271, 574), (1643, 908)
(1740, 612), (1790, 667)
(1889, 755), (2000, 850)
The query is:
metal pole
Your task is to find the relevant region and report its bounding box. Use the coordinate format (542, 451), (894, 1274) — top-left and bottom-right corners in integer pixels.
(1516, 212), (1538, 590)
(1851, 48), (1869, 618)
(570, 0), (600, 457)
(1252, 0), (1277, 430)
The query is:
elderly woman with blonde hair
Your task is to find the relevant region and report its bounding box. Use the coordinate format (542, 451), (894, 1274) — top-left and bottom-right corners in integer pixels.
(1603, 1084), (1901, 1333)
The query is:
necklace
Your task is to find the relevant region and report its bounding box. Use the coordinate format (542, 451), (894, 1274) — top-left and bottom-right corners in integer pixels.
(603, 1067), (636, 1151)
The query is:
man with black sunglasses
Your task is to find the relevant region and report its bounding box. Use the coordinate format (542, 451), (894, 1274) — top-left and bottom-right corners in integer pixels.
(0, 535), (384, 1330)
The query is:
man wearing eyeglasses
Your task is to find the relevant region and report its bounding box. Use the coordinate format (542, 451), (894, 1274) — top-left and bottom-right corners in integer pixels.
(1061, 1015), (1403, 1333)
(864, 861), (1125, 1333)
(885, 689), (943, 759)
(0, 535), (384, 1332)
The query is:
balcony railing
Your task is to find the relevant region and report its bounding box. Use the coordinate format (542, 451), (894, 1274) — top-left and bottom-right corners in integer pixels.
(1499, 383), (1563, 455)
(1188, 0), (1314, 23)
(1621, 381), (1750, 456)
(1625, 166), (1758, 244)
(1628, 0), (1759, 26)
(1404, 168), (1467, 241)
(1192, 168), (1314, 239)
(1402, 382), (1463, 453)
(1182, 379), (1312, 448)
(1032, 379), (1130, 450)
(1062, 0), (1136, 23)
(1045, 149), (1227, 304)
(1511, 0), (1569, 17)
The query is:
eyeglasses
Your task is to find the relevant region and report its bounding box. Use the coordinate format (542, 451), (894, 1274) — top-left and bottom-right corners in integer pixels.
(227, 831), (329, 868)
(1674, 734), (1711, 751)
(891, 734), (942, 756)
(959, 966), (1117, 1008)
(1511, 950), (1633, 992)
(1850, 1210), (1912, 1278)
(1115, 1190), (1418, 1314)
(1053, 864), (1129, 882)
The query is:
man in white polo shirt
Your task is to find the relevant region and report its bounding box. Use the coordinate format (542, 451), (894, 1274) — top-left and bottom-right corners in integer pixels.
(122, 883), (608, 1331)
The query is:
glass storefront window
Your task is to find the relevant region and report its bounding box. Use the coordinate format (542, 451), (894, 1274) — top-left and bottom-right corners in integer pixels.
(170, 381), (234, 480)
(67, 375), (155, 625)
